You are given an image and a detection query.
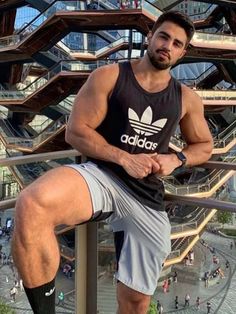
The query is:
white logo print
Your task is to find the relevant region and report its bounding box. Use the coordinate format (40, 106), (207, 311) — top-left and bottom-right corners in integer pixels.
(128, 106), (167, 136)
(120, 106), (167, 151)
(45, 287), (55, 297)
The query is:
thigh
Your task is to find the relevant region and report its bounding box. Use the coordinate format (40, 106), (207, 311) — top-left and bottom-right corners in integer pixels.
(20, 165), (93, 226)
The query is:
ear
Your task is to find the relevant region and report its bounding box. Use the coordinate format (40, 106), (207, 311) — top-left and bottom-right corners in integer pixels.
(147, 31), (153, 44)
(179, 49), (187, 60)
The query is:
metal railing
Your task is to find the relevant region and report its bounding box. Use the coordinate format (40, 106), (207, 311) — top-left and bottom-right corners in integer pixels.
(171, 117), (236, 151)
(167, 236), (195, 260)
(171, 208), (212, 234)
(2, 115), (68, 149)
(163, 154), (236, 195)
(196, 89), (236, 100)
(1, 58), (236, 103)
(178, 64), (217, 85)
(0, 61), (92, 99)
(217, 120), (236, 139)
(71, 36), (131, 55)
(0, 0), (234, 52)
(1, 151), (236, 313)
(193, 31), (236, 47)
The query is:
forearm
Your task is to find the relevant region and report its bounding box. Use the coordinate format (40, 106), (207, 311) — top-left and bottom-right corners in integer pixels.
(65, 126), (128, 166)
(182, 141), (213, 167)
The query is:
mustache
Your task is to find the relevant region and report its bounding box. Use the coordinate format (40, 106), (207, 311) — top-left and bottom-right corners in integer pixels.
(156, 49), (170, 59)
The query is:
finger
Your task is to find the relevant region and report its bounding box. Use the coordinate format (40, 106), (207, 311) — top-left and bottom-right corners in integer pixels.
(152, 165), (160, 174)
(151, 158), (160, 167)
(148, 153), (158, 157)
(151, 161), (160, 173)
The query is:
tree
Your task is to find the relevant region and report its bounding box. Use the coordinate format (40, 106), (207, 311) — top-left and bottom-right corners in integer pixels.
(148, 301), (157, 314)
(217, 211), (233, 227)
(0, 299), (15, 314)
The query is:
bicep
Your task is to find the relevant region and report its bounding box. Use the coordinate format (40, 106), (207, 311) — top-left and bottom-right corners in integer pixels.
(180, 97), (212, 144)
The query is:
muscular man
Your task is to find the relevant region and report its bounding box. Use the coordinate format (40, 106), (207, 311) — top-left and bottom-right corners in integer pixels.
(12, 11), (213, 314)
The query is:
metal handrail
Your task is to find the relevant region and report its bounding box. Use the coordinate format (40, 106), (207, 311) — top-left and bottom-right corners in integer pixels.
(4, 115), (68, 149)
(163, 154), (235, 195)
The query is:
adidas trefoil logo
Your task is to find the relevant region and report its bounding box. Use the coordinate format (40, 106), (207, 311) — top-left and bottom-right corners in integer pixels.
(120, 106), (167, 151)
(45, 287), (55, 297)
(129, 106), (167, 136)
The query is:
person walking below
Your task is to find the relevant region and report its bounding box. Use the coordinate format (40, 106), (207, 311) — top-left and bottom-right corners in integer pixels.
(175, 296), (179, 309)
(11, 10), (213, 314)
(204, 271), (210, 288)
(19, 279), (24, 292)
(184, 293), (190, 307)
(196, 296), (200, 310)
(226, 260), (230, 269)
(173, 271), (178, 283)
(10, 286), (17, 302)
(207, 301), (211, 313)
(157, 301), (163, 314)
(57, 291), (65, 306)
(162, 279), (169, 293)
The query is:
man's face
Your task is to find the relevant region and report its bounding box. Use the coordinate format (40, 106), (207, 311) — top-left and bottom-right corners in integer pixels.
(147, 21), (188, 70)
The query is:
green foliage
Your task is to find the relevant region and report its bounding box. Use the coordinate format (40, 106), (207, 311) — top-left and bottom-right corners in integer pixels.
(221, 228), (236, 236)
(217, 211), (233, 226)
(148, 301), (157, 314)
(0, 299), (15, 314)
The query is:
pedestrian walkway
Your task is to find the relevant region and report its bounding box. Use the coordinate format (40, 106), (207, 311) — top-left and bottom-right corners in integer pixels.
(152, 231), (236, 314)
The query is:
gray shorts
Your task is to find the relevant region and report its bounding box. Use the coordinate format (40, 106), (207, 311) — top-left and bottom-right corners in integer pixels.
(67, 162), (171, 295)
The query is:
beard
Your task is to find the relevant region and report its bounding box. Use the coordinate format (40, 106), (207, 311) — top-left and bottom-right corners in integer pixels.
(147, 48), (172, 70)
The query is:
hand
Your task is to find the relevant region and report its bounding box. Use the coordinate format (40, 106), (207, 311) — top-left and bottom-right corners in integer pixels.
(121, 153), (160, 179)
(152, 153), (181, 176)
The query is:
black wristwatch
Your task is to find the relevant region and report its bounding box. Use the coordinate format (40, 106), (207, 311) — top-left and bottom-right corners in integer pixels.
(175, 151), (187, 168)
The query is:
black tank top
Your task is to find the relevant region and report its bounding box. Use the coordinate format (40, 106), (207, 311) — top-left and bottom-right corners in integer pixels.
(92, 61), (182, 210)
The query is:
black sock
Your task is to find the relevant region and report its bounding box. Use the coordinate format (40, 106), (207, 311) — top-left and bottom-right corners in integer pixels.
(24, 278), (56, 314)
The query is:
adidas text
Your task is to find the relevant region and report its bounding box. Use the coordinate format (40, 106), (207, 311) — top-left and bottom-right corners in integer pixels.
(121, 134), (158, 150)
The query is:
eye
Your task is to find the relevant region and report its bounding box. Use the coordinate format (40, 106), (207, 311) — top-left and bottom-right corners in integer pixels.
(159, 34), (168, 40)
(174, 41), (182, 48)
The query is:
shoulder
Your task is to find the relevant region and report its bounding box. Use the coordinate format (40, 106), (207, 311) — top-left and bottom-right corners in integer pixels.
(84, 63), (120, 94)
(180, 84), (203, 116)
(89, 63), (120, 84)
(181, 84), (202, 103)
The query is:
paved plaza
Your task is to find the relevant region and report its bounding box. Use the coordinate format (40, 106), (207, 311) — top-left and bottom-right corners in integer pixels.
(1, 228), (236, 313)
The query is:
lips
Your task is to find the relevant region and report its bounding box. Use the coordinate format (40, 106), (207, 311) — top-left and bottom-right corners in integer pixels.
(158, 50), (170, 59)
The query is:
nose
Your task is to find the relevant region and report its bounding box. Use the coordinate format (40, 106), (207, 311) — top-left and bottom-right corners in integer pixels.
(162, 40), (172, 51)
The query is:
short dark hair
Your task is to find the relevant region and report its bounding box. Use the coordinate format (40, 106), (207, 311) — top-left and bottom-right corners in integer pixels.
(151, 11), (195, 46)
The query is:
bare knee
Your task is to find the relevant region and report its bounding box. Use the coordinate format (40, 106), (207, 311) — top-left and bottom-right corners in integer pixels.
(14, 188), (51, 240)
(117, 283), (150, 314)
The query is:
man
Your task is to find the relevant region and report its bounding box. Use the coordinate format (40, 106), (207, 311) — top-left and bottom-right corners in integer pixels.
(156, 300), (164, 314)
(185, 293), (190, 307)
(10, 286), (17, 302)
(207, 301), (211, 313)
(12, 11), (213, 314)
(175, 296), (179, 309)
(196, 296), (200, 310)
(57, 291), (64, 306)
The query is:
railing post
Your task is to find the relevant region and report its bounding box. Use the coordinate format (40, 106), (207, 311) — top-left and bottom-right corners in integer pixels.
(75, 221), (98, 314)
(86, 222), (98, 313)
(75, 224), (87, 314)
(74, 154), (98, 313)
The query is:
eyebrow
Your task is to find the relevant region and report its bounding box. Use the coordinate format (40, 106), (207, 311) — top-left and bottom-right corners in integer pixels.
(158, 31), (185, 47)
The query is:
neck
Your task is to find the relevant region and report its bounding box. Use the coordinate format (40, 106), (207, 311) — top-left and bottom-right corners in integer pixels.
(134, 55), (172, 83)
